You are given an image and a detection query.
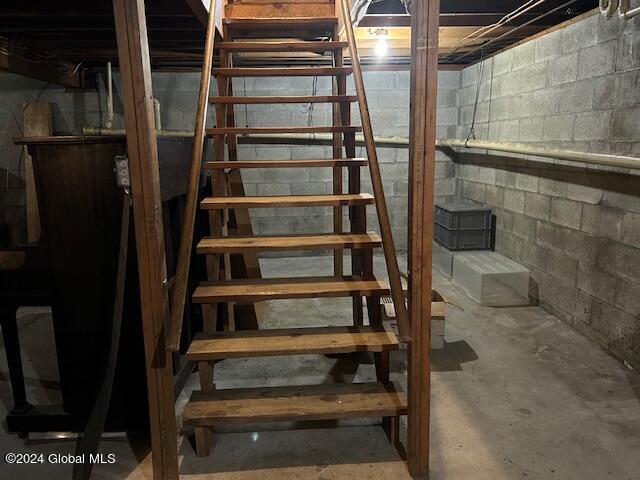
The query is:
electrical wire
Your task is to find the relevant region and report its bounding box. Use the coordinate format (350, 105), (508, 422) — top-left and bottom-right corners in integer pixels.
(442, 0), (548, 62)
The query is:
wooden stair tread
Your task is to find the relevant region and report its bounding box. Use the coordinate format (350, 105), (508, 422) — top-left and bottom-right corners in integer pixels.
(206, 126), (361, 136)
(183, 382), (407, 425)
(186, 326), (398, 360)
(192, 275), (389, 303)
(200, 193), (374, 209)
(204, 158), (367, 169)
(208, 95), (357, 104)
(216, 41), (347, 52)
(196, 232), (382, 253)
(212, 67), (352, 77)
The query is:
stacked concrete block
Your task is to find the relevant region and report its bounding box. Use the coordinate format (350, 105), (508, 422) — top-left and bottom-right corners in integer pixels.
(453, 12), (640, 368)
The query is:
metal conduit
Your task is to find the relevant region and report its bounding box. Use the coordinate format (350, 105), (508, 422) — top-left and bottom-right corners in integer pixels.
(81, 127), (640, 171)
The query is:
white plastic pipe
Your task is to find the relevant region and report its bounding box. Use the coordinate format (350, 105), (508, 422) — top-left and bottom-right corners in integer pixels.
(619, 0), (640, 18)
(105, 62), (114, 129)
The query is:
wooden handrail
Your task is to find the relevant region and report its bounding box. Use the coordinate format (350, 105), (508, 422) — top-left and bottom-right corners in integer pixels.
(168, 0), (217, 352)
(338, 0), (411, 341)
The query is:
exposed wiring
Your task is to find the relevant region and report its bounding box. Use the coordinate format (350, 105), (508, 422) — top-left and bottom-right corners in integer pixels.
(466, 50), (486, 145)
(442, 0), (547, 61)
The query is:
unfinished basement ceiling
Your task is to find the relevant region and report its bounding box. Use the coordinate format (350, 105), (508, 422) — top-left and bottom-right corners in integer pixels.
(0, 0), (599, 71)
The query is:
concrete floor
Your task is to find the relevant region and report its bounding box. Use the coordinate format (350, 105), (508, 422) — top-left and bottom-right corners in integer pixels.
(1, 254), (639, 479)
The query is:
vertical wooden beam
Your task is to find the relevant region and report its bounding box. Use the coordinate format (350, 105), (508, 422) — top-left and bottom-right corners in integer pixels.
(407, 0), (439, 476)
(112, 1), (178, 479)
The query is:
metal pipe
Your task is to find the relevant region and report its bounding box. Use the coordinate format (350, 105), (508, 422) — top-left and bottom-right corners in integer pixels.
(105, 62), (114, 129)
(600, 0), (620, 17)
(437, 138), (640, 170)
(618, 0), (640, 18)
(153, 98), (162, 131)
(79, 127), (640, 171)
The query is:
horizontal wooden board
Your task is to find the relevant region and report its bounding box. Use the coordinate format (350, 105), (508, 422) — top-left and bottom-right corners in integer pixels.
(208, 95), (357, 104)
(212, 67), (352, 77)
(200, 193), (374, 209)
(206, 126), (361, 136)
(203, 158), (367, 169)
(186, 326), (398, 360)
(183, 382), (407, 426)
(192, 275), (389, 303)
(196, 232), (381, 253)
(223, 17), (338, 29)
(216, 41), (347, 52)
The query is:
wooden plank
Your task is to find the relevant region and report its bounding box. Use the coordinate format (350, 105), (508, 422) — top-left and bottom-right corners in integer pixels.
(209, 95), (357, 104)
(186, 326), (398, 360)
(212, 67), (352, 76)
(223, 17), (337, 28)
(193, 276), (389, 303)
(217, 41), (347, 52)
(168, 0), (217, 352)
(22, 103), (51, 243)
(183, 382), (407, 426)
(224, 2), (336, 19)
(204, 158), (367, 168)
(200, 193), (374, 209)
(338, 0), (410, 341)
(196, 232), (381, 253)
(0, 49), (84, 89)
(407, 0), (439, 475)
(111, 0), (178, 478)
(206, 126), (361, 135)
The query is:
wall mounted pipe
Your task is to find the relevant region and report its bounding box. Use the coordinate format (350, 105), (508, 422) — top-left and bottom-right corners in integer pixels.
(105, 62), (114, 129)
(79, 127), (640, 171)
(600, 0), (640, 18)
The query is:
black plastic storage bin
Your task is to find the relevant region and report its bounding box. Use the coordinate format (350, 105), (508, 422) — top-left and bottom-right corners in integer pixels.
(434, 198), (493, 230)
(434, 223), (493, 250)
(434, 197), (494, 251)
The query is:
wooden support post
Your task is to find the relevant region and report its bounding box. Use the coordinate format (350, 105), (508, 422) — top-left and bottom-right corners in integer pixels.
(332, 24), (344, 277)
(112, 0), (178, 478)
(407, 0), (439, 476)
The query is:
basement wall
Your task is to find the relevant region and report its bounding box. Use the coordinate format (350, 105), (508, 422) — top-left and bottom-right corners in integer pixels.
(0, 69), (459, 250)
(453, 11), (640, 367)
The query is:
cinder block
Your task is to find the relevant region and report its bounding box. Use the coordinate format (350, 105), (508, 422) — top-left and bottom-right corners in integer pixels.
(504, 189), (525, 214)
(543, 114), (575, 141)
(566, 174), (604, 204)
(535, 29), (563, 63)
(496, 169), (517, 188)
(437, 107), (458, 126)
(362, 71), (396, 89)
(621, 212), (640, 246)
(546, 249), (579, 286)
(614, 277), (640, 316)
(517, 62), (547, 92)
(255, 146), (292, 160)
(563, 228), (604, 266)
(512, 214), (537, 240)
(577, 40), (617, 80)
(485, 185), (505, 207)
(497, 120), (520, 141)
(515, 171), (540, 192)
(437, 71), (461, 89)
(550, 198), (582, 229)
(536, 221), (566, 251)
(538, 176), (568, 197)
(562, 14), (599, 53)
(257, 183), (292, 196)
(492, 51), (513, 76)
(611, 107), (640, 141)
(573, 110), (612, 141)
(615, 31), (640, 71)
(617, 69), (640, 108)
(511, 42), (535, 70)
(596, 241), (640, 282)
(556, 80), (596, 114)
(581, 204), (623, 240)
(524, 192), (550, 220)
(548, 53), (579, 87)
(577, 265), (617, 304)
(516, 117), (544, 142)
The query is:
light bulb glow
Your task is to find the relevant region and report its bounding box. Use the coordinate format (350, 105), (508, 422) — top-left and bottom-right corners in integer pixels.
(375, 37), (388, 57)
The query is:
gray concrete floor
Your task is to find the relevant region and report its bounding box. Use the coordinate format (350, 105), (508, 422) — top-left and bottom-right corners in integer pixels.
(1, 254), (639, 479)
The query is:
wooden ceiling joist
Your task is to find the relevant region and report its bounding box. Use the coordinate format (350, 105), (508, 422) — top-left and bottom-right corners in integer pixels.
(0, 47), (84, 88)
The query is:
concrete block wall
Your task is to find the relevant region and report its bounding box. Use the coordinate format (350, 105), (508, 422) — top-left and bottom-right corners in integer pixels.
(453, 11), (640, 367)
(1, 68), (459, 250)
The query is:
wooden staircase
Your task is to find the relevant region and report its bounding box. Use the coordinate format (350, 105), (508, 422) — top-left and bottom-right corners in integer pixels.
(171, 0), (411, 460)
